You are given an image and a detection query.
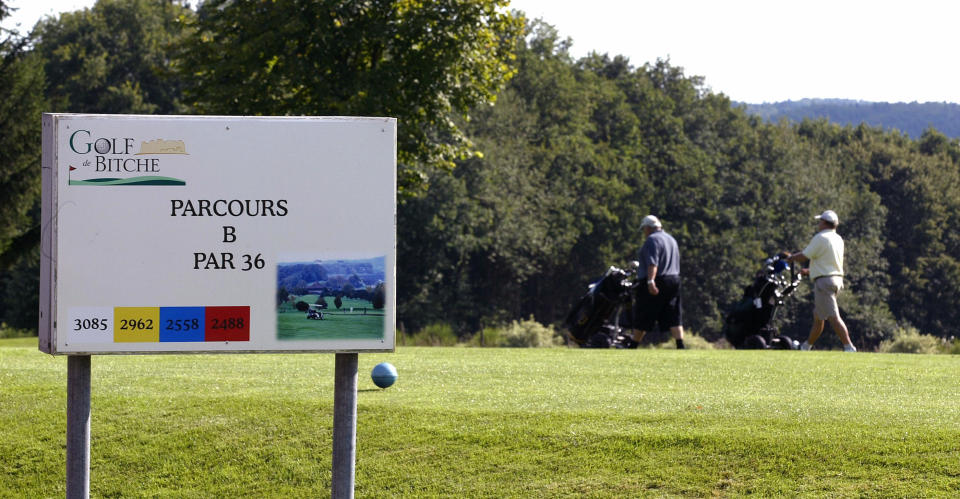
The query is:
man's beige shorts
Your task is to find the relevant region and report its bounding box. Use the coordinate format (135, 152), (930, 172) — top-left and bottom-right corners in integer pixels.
(814, 276), (843, 320)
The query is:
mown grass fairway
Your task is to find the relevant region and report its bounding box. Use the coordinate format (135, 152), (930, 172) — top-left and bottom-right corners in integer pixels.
(277, 296), (384, 341)
(2, 338), (958, 496)
(276, 311), (384, 341)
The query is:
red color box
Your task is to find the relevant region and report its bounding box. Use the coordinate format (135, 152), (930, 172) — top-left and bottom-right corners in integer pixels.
(204, 306), (250, 342)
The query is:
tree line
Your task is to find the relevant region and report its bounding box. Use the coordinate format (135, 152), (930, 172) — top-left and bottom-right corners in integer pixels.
(2, 0), (959, 348)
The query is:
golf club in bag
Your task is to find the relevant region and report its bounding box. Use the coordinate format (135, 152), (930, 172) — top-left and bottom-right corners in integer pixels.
(565, 263), (640, 348)
(723, 252), (802, 349)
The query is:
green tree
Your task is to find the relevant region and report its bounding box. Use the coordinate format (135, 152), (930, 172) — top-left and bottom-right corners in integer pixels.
(861, 128), (960, 339)
(0, 1), (46, 269)
(0, 252), (39, 328)
(372, 282), (385, 309)
(33, 0), (192, 114)
(176, 0), (523, 196)
(904, 254), (960, 335)
(395, 19), (904, 346)
(398, 20), (589, 331)
(334, 295), (343, 310)
(348, 274), (363, 288)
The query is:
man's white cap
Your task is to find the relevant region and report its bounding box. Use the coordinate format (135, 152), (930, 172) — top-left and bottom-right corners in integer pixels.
(815, 210), (839, 225)
(640, 215), (662, 229)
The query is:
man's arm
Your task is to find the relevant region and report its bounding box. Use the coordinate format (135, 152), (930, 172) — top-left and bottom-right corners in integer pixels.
(786, 252), (811, 276)
(786, 252), (809, 264)
(647, 264), (659, 295)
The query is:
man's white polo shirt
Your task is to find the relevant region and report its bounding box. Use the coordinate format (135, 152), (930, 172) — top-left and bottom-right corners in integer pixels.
(803, 229), (844, 280)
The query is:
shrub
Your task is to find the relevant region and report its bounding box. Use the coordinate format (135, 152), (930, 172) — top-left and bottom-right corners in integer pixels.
(407, 323), (459, 346)
(878, 327), (942, 354)
(652, 332), (715, 350)
(466, 326), (505, 347)
(499, 317), (563, 348)
(0, 324), (36, 339)
(710, 337), (734, 350)
(943, 338), (960, 355)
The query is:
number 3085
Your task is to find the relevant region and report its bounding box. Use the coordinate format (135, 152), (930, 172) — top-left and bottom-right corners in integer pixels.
(74, 318), (108, 331)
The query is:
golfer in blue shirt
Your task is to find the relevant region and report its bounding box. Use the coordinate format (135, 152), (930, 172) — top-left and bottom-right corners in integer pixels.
(632, 215), (686, 349)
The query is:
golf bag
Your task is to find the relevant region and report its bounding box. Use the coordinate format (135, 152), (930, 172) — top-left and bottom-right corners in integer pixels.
(566, 265), (639, 348)
(723, 253), (802, 349)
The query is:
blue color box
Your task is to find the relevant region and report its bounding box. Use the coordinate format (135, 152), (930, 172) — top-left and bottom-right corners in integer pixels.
(159, 307), (206, 342)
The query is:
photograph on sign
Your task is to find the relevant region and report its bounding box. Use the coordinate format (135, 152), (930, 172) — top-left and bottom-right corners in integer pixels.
(40, 114), (397, 354)
(276, 255), (386, 341)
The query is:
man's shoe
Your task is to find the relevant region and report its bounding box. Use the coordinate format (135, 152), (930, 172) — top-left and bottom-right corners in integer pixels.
(800, 341), (811, 351)
(843, 343), (857, 352)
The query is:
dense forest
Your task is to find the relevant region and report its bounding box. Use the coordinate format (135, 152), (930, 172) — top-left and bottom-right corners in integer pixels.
(2, 0), (959, 349)
(742, 99), (960, 139)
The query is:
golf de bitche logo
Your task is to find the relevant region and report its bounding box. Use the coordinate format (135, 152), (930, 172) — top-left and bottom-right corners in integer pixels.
(67, 129), (188, 186)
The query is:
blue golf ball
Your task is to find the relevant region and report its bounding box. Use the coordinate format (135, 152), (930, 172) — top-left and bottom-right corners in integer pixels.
(371, 362), (398, 388)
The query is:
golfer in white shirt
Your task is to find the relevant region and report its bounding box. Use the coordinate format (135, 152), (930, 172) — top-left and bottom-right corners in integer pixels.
(787, 210), (856, 352)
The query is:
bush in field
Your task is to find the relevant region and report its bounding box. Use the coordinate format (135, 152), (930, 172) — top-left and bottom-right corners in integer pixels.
(407, 323), (459, 346)
(946, 338), (960, 355)
(878, 327), (942, 354)
(0, 324), (35, 339)
(466, 326), (505, 347)
(679, 332), (715, 350)
(295, 301), (309, 312)
(651, 332), (715, 350)
(500, 318), (563, 348)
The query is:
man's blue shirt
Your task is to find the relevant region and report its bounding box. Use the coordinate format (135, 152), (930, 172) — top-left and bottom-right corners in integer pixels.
(638, 230), (680, 278)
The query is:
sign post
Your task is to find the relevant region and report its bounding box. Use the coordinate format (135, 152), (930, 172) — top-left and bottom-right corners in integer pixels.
(66, 355), (91, 499)
(332, 353), (358, 499)
(40, 114), (397, 497)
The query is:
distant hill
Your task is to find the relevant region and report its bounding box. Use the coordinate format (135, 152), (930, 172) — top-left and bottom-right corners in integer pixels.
(738, 99), (960, 139)
(277, 257), (386, 291)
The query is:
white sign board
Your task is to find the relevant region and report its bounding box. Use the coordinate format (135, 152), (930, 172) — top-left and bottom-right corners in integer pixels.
(40, 114), (396, 354)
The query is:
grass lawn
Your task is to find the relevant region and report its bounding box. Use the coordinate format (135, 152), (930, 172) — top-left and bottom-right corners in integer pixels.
(276, 311), (384, 341)
(277, 295), (384, 341)
(2, 338), (958, 497)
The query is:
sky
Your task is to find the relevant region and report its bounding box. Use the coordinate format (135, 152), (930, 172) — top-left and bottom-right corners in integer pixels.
(4, 0), (958, 104)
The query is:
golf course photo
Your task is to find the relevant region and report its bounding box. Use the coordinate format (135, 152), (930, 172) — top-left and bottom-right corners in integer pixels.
(276, 257), (387, 341)
(2, 338), (958, 496)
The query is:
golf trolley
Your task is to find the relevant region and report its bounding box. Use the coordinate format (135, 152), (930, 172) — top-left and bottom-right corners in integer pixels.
(565, 264), (640, 349)
(306, 308), (324, 320)
(723, 253), (802, 349)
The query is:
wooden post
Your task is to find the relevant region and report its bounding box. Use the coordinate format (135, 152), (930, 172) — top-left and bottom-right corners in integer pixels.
(332, 353), (358, 499)
(67, 355), (91, 499)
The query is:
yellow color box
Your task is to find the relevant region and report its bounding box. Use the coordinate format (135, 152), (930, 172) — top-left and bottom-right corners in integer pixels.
(114, 307), (160, 342)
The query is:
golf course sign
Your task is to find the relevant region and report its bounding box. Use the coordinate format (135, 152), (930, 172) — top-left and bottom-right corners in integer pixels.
(39, 114), (396, 354)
